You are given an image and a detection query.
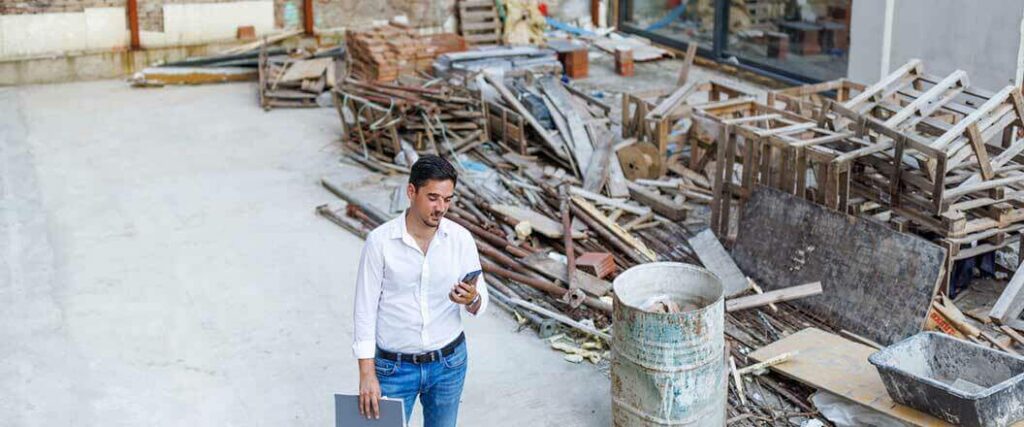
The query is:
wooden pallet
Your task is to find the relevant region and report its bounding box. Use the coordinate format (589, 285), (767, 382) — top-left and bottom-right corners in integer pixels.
(703, 61), (1024, 294)
(621, 79), (754, 177)
(767, 78), (865, 118)
(458, 0), (501, 46)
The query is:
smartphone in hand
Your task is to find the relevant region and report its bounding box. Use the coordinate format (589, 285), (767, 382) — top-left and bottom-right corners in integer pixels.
(461, 270), (482, 285)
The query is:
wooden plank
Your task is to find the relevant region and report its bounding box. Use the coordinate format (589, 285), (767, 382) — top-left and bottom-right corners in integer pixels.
(461, 21), (500, 31)
(571, 196), (657, 261)
(626, 181), (690, 221)
(733, 187), (947, 346)
(966, 123), (995, 180)
(520, 252), (612, 297)
(647, 80), (699, 119)
(484, 74), (568, 158)
(539, 77), (594, 170)
(688, 229), (750, 298)
(490, 204), (584, 239)
(582, 123), (612, 193)
(882, 70), (967, 128)
(459, 10), (497, 20)
(931, 86), (1016, 150)
(1001, 325), (1024, 346)
(842, 59), (922, 111)
(749, 328), (956, 427)
(676, 42), (698, 86)
(569, 186), (651, 216)
(726, 282), (822, 312)
(606, 151), (630, 198)
(990, 261), (1024, 323)
(280, 58), (331, 82)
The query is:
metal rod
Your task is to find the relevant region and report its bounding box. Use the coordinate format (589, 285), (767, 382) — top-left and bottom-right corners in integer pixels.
(505, 297), (611, 341)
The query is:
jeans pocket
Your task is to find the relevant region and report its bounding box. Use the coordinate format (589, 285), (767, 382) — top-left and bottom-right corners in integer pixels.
(375, 357), (398, 377)
(441, 345), (467, 370)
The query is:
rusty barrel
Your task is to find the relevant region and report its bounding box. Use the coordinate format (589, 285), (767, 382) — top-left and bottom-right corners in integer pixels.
(611, 262), (726, 426)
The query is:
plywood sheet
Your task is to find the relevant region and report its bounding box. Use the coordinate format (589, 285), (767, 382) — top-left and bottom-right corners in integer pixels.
(749, 328), (954, 427)
(732, 187), (946, 346)
(281, 58), (332, 82)
(689, 229), (749, 297)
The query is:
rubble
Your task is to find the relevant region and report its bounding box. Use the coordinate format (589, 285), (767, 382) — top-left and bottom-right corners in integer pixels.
(309, 27), (1024, 426)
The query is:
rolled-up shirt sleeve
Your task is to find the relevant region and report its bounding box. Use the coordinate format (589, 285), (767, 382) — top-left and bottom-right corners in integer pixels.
(352, 233), (384, 359)
(463, 233), (489, 317)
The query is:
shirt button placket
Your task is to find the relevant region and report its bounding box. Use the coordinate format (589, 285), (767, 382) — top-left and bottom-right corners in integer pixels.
(420, 257), (431, 349)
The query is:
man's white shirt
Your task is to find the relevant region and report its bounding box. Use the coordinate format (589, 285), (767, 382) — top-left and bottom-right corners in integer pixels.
(352, 213), (489, 359)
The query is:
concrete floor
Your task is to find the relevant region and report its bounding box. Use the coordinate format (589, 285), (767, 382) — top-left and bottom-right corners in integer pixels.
(0, 81), (610, 426)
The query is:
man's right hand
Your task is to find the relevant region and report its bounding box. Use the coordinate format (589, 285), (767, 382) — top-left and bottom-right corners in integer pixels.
(358, 359), (381, 419)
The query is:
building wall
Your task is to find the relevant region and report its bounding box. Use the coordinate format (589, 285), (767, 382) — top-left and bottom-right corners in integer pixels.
(278, 0), (455, 30)
(849, 0), (1024, 91)
(0, 0), (452, 60)
(846, 0), (885, 85)
(0, 0), (127, 14)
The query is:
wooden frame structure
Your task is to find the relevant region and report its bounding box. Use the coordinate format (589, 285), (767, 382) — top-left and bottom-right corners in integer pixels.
(767, 78), (865, 118)
(621, 79), (754, 176)
(704, 60), (1024, 293)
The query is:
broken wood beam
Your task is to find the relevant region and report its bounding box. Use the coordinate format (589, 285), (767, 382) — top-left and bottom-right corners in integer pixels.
(626, 181), (690, 221)
(726, 282), (823, 312)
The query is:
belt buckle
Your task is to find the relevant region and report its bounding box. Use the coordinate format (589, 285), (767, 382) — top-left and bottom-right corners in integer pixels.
(412, 352), (436, 364)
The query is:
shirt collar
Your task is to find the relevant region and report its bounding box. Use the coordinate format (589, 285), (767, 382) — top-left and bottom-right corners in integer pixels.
(391, 210), (450, 242)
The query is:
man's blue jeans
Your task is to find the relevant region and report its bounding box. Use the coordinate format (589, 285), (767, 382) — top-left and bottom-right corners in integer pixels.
(375, 341), (468, 427)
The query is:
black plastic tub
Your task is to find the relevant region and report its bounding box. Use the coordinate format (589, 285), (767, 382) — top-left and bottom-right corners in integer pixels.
(868, 332), (1024, 426)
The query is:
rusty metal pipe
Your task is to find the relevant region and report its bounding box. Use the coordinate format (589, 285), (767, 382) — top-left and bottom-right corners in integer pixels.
(446, 214), (532, 258)
(127, 0), (140, 50)
(476, 240), (532, 275)
(303, 0), (315, 35)
(482, 259), (612, 314)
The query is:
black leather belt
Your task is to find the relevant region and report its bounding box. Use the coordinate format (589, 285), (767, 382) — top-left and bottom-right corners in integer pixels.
(376, 332), (465, 364)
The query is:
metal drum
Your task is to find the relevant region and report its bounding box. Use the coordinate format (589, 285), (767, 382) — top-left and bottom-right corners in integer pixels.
(611, 262), (726, 426)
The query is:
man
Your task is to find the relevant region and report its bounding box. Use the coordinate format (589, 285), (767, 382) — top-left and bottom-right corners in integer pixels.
(353, 155), (489, 427)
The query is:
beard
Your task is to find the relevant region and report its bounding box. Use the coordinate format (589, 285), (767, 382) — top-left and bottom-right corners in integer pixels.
(421, 211), (443, 228)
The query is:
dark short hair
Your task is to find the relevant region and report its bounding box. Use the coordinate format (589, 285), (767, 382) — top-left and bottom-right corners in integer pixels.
(409, 155), (458, 190)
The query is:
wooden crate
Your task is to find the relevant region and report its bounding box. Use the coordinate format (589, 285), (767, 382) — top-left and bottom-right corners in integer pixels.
(458, 0), (501, 47)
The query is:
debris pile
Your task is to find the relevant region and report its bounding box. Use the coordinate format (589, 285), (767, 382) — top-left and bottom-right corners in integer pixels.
(314, 35), (1024, 425)
(257, 47), (342, 109)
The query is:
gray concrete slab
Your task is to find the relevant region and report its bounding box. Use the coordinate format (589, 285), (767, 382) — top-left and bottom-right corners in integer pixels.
(0, 80), (610, 426)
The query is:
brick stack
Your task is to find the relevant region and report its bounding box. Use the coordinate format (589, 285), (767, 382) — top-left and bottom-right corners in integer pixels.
(346, 25), (440, 83)
(614, 47), (634, 77)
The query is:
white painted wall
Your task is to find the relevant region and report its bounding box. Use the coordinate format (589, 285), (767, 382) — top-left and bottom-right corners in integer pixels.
(0, 1), (274, 60)
(849, 0), (1024, 90)
(142, 1), (275, 48)
(847, 0), (885, 83)
(0, 8), (127, 59)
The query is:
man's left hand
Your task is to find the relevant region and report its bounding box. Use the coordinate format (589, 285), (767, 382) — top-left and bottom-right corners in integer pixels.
(449, 281), (478, 305)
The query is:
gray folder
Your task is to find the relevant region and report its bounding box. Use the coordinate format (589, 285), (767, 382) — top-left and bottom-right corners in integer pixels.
(334, 394), (406, 427)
